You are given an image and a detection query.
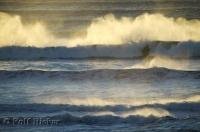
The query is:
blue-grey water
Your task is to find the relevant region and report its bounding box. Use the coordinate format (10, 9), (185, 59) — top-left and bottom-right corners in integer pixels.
(0, 0), (200, 132)
(0, 59), (200, 132)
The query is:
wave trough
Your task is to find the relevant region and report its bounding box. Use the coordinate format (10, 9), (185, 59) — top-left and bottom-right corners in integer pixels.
(0, 41), (200, 60)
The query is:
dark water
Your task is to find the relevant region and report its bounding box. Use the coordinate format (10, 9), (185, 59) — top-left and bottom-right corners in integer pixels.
(0, 59), (200, 132)
(0, 0), (200, 131)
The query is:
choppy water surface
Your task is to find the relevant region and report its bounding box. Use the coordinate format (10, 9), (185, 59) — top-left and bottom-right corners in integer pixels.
(0, 0), (200, 131)
(0, 59), (200, 131)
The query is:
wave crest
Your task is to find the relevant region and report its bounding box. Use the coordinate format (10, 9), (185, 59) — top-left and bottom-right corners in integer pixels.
(85, 108), (171, 118)
(121, 108), (171, 118)
(69, 13), (200, 45)
(33, 94), (200, 106)
(1, 12), (200, 47)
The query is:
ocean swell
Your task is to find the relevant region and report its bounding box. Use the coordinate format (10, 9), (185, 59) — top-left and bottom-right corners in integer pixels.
(1, 12), (200, 47)
(0, 41), (200, 60)
(0, 68), (200, 81)
(1, 102), (200, 125)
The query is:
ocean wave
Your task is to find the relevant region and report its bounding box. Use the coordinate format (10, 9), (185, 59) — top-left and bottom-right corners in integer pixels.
(65, 107), (171, 118)
(1, 102), (200, 125)
(0, 68), (199, 81)
(50, 113), (173, 125)
(0, 113), (174, 126)
(33, 94), (200, 106)
(1, 103), (200, 117)
(1, 96), (200, 112)
(118, 107), (171, 118)
(0, 41), (200, 60)
(1, 12), (200, 47)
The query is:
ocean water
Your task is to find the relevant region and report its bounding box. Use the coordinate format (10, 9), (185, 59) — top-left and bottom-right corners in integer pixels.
(0, 0), (200, 132)
(0, 57), (200, 131)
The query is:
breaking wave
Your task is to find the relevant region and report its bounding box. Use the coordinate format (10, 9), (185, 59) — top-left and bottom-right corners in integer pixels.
(1, 102), (200, 125)
(51, 109), (173, 125)
(1, 102), (200, 113)
(1, 12), (200, 47)
(118, 108), (171, 118)
(0, 113), (173, 125)
(75, 108), (171, 118)
(69, 13), (200, 45)
(0, 12), (67, 47)
(33, 94), (200, 106)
